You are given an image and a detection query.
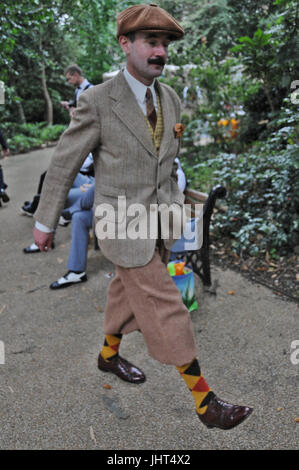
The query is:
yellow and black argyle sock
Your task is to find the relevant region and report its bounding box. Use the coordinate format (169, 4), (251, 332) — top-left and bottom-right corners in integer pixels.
(177, 358), (215, 415)
(100, 334), (122, 362)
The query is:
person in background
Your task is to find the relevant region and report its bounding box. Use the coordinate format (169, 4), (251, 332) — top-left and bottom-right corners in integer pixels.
(60, 64), (93, 118)
(49, 184), (94, 289)
(20, 156), (94, 219)
(0, 129), (10, 204)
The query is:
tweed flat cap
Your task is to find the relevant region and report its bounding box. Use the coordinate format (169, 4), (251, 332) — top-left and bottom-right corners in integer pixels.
(117, 3), (184, 40)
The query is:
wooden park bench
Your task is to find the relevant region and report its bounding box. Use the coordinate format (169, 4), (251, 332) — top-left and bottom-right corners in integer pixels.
(177, 184), (227, 287)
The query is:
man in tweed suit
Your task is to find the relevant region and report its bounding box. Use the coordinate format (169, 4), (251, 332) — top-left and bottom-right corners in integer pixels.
(33, 4), (252, 430)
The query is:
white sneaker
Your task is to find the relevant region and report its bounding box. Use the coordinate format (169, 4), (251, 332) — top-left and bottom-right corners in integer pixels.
(50, 271), (87, 289)
(58, 215), (71, 227)
(23, 242), (55, 253)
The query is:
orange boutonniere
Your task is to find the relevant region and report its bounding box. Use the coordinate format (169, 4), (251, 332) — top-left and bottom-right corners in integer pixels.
(174, 123), (186, 138)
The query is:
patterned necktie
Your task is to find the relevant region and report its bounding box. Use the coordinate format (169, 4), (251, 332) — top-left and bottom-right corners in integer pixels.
(145, 88), (157, 130)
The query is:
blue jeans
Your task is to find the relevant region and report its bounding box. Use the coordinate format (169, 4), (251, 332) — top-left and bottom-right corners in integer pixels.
(66, 173), (94, 208)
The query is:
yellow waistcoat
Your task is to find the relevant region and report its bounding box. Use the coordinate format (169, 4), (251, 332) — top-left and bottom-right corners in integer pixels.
(144, 93), (163, 154)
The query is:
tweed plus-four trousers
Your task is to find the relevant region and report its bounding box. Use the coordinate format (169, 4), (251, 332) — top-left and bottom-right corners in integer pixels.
(104, 248), (198, 366)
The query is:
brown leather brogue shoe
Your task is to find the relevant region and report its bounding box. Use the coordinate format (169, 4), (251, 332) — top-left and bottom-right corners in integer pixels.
(97, 354), (146, 384)
(198, 394), (253, 430)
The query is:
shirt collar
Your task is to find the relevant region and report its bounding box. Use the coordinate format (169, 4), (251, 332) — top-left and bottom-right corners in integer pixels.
(78, 78), (89, 90)
(123, 67), (156, 105)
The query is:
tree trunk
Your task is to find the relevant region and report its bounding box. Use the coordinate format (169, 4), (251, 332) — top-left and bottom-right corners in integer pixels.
(16, 99), (26, 124)
(263, 81), (275, 114)
(12, 79), (26, 124)
(41, 62), (53, 125)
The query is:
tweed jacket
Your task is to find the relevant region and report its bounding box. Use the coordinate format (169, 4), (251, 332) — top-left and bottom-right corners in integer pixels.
(34, 71), (186, 268)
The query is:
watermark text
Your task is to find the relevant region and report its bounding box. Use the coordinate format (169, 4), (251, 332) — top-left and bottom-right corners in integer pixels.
(290, 340), (299, 365)
(94, 197), (203, 250)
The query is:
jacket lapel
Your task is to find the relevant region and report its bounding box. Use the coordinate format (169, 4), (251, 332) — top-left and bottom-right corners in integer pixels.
(109, 72), (157, 158)
(155, 80), (175, 161)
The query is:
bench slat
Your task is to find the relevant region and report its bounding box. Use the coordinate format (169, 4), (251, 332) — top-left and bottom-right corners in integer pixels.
(184, 188), (208, 203)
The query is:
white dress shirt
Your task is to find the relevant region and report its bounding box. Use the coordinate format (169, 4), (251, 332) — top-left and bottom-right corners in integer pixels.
(123, 67), (158, 114)
(75, 78), (93, 102)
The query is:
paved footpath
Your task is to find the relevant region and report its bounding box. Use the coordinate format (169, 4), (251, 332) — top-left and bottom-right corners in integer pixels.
(0, 148), (298, 450)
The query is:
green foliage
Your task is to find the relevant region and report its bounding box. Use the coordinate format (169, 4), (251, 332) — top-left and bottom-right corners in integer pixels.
(67, 0), (141, 83)
(0, 0), (79, 125)
(39, 124), (67, 141)
(192, 100), (299, 257)
(0, 0), (142, 124)
(3, 122), (66, 152)
(231, 2), (299, 113)
(160, 0), (299, 257)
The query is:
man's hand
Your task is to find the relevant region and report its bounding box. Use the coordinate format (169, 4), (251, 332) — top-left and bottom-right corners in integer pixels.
(3, 148), (10, 157)
(33, 227), (54, 252)
(60, 101), (70, 110)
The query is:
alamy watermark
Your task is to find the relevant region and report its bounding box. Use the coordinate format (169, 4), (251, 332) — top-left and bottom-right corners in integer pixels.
(290, 340), (299, 365)
(0, 340), (5, 365)
(0, 81), (4, 105)
(94, 198), (203, 250)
